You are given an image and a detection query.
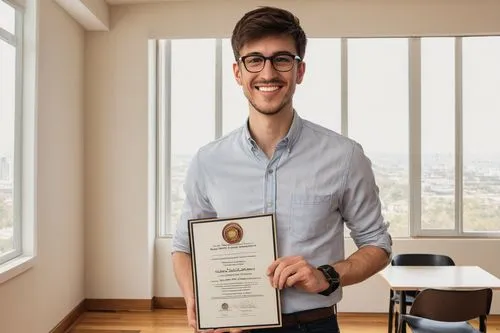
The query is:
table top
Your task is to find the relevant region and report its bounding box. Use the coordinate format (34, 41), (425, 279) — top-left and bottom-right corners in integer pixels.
(379, 265), (500, 291)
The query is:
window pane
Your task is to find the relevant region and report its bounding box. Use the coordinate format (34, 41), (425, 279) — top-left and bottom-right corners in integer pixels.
(0, 39), (15, 256)
(294, 38), (341, 132)
(421, 38), (455, 230)
(222, 39), (248, 135)
(170, 39), (216, 234)
(0, 0), (15, 34)
(462, 37), (500, 232)
(348, 38), (409, 237)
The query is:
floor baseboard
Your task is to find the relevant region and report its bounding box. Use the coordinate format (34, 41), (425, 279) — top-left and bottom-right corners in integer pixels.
(49, 300), (86, 333)
(85, 298), (153, 312)
(153, 296), (185, 309)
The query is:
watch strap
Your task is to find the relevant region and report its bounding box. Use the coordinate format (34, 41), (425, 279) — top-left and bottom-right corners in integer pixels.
(317, 264), (340, 296)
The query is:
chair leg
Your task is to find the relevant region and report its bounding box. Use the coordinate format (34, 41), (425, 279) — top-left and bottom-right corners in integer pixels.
(388, 299), (394, 333)
(396, 315), (405, 333)
(394, 310), (399, 333)
(480, 315), (487, 333)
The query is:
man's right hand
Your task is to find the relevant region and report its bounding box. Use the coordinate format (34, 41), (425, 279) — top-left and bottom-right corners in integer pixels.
(186, 297), (218, 333)
(186, 297), (245, 333)
(186, 297), (197, 329)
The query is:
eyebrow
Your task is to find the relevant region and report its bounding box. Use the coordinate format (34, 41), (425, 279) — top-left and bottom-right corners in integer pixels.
(241, 51), (295, 57)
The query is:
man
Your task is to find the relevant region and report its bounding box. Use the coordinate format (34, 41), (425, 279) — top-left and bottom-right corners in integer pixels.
(172, 6), (392, 333)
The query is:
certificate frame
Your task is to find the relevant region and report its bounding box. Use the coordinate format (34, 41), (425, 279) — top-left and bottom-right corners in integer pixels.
(188, 213), (282, 330)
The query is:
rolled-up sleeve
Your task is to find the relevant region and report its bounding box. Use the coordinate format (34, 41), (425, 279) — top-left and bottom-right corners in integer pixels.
(340, 142), (392, 255)
(171, 151), (216, 254)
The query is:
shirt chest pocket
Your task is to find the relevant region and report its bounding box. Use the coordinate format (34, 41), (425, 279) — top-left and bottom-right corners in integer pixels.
(289, 194), (333, 241)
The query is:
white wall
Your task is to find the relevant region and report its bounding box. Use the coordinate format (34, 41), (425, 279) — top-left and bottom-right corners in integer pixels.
(84, 13), (155, 299)
(85, 0), (500, 313)
(0, 0), (85, 332)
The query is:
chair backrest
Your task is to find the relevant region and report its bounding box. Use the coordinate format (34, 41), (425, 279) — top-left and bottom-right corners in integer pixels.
(409, 288), (493, 322)
(391, 253), (455, 266)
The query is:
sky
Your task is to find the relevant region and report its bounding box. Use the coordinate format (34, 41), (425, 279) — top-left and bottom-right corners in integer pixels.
(0, 1), (16, 157)
(166, 36), (500, 157)
(0, 38), (15, 157)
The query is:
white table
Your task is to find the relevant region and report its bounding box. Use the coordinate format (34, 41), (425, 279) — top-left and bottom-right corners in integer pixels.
(380, 265), (500, 291)
(379, 266), (500, 333)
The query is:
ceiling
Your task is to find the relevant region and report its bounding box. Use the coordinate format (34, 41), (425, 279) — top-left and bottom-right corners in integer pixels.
(104, 0), (191, 4)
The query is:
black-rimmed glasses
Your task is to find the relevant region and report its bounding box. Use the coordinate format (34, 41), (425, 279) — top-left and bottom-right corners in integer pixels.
(239, 53), (302, 73)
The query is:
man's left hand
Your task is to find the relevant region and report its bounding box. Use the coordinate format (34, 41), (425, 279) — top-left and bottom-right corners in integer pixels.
(266, 256), (329, 293)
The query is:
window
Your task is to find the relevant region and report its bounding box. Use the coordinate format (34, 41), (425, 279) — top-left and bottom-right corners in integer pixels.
(0, 0), (22, 265)
(156, 37), (500, 238)
(348, 38), (409, 237)
(415, 37), (500, 236)
(462, 37), (500, 233)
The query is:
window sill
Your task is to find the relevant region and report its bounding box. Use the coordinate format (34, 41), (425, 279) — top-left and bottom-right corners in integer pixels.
(0, 255), (35, 285)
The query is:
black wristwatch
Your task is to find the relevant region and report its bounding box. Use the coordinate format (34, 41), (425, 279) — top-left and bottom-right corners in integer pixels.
(317, 264), (340, 296)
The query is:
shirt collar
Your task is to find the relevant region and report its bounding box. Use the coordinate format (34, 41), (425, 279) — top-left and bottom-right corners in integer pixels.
(242, 110), (303, 153)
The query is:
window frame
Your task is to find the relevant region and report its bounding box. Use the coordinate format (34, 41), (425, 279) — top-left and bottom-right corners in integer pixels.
(155, 37), (500, 239)
(0, 0), (24, 265)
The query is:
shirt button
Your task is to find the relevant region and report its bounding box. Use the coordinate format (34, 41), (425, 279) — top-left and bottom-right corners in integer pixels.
(267, 202), (272, 207)
(268, 169), (274, 174)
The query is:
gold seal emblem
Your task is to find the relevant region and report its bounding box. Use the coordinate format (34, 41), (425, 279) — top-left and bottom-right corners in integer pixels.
(222, 222), (243, 244)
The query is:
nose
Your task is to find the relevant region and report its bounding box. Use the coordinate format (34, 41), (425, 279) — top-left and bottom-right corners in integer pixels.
(259, 58), (278, 79)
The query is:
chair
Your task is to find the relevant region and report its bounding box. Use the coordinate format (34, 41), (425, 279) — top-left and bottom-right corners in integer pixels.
(388, 253), (455, 333)
(397, 288), (493, 333)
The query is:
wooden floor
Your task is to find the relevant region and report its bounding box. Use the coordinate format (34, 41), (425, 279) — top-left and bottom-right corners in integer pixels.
(69, 309), (500, 333)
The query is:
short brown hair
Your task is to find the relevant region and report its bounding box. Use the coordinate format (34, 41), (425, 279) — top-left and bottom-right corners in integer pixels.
(231, 6), (307, 61)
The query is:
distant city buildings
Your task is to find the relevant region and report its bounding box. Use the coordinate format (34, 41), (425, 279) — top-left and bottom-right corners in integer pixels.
(0, 156), (12, 182)
(167, 152), (500, 235)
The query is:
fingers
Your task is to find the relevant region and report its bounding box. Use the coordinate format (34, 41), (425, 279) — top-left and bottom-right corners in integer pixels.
(268, 257), (292, 289)
(267, 256), (324, 292)
(276, 263), (299, 289)
(270, 256), (307, 289)
(284, 270), (301, 288)
(266, 259), (280, 276)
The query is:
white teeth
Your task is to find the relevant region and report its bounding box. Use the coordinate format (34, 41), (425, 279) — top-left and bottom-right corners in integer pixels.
(257, 86), (279, 92)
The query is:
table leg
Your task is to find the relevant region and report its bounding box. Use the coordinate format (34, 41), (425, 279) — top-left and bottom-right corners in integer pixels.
(400, 290), (407, 333)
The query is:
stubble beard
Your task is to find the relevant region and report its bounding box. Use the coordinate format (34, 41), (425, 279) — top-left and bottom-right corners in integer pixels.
(248, 95), (292, 117)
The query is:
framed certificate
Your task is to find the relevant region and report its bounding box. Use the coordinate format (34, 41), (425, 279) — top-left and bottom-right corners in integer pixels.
(189, 213), (282, 330)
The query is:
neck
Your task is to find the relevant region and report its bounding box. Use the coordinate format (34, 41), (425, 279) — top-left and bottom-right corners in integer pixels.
(248, 107), (294, 158)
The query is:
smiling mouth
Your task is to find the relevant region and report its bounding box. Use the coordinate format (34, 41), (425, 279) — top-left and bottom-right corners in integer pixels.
(255, 86), (281, 92)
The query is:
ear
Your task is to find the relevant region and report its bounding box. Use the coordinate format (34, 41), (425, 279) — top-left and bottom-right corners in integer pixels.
(296, 61), (306, 84)
(233, 62), (243, 86)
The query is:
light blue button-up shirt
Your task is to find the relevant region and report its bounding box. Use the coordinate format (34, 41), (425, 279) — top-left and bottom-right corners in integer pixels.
(172, 112), (392, 314)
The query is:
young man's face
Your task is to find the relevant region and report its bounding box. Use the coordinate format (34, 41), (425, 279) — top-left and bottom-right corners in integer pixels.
(233, 35), (305, 116)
